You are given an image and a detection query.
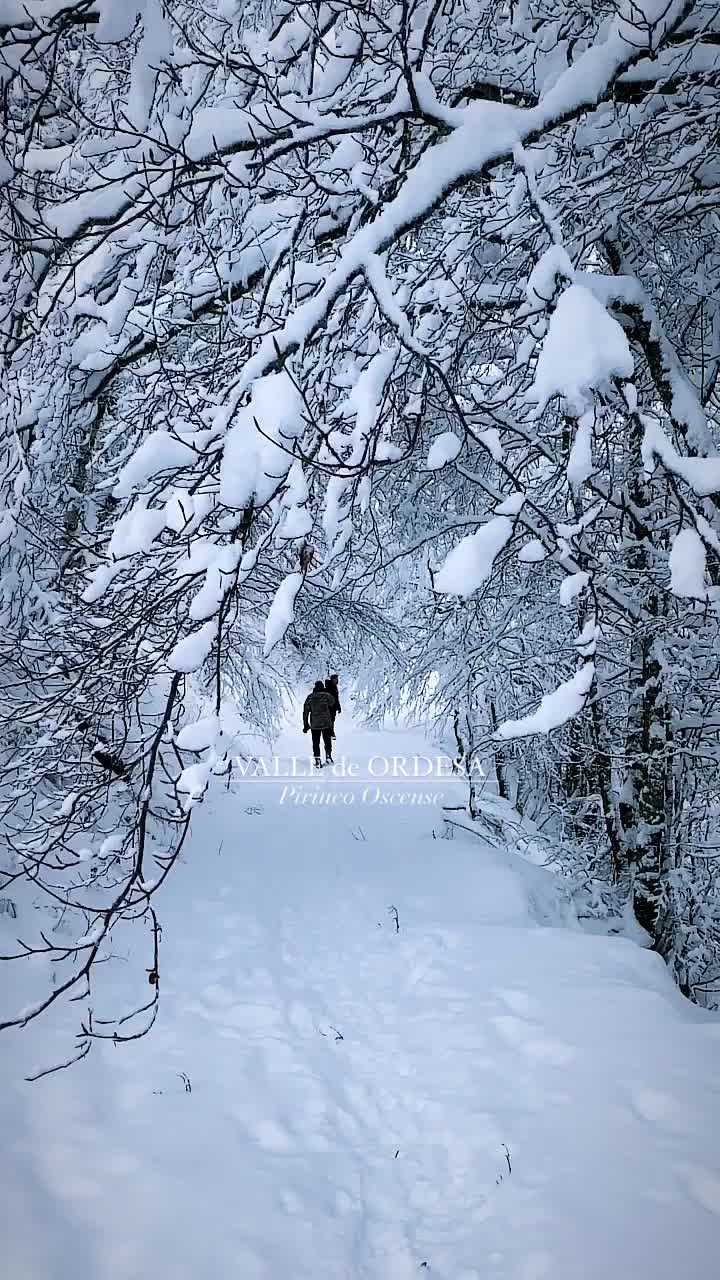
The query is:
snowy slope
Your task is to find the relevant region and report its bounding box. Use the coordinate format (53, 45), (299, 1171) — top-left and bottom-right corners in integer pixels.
(2, 718), (720, 1280)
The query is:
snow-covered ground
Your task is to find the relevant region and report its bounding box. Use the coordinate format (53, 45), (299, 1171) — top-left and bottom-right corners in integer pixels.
(2, 715), (720, 1279)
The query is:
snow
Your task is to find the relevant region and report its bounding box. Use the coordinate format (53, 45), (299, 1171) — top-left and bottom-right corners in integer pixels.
(167, 620), (217, 674)
(494, 491), (525, 517)
(95, 0), (144, 43)
(108, 503), (166, 559)
(36, 0), (680, 434)
(6, 0), (720, 1266)
(477, 427), (503, 462)
(177, 760), (213, 807)
(575, 617), (600, 658)
(114, 432), (200, 500)
(525, 244), (574, 308)
(527, 285), (634, 415)
(189, 546), (243, 623)
(21, 145), (73, 175)
(575, 270), (713, 450)
(0, 0), (74, 23)
(559, 571), (590, 607)
(99, 834), (124, 858)
(322, 348), (398, 551)
(219, 102), (525, 406)
(518, 539), (547, 564)
(642, 417), (720, 499)
(176, 716), (220, 753)
(74, 925), (103, 948)
(263, 572), (303, 656)
(57, 793), (78, 819)
(669, 528), (710, 601)
(220, 372), (305, 512)
(127, 0), (173, 132)
(278, 461), (311, 541)
(496, 663), (595, 739)
(2, 716), (719, 1280)
(535, 0), (691, 119)
(345, 348), (397, 444)
(435, 516), (514, 597)
(375, 440), (403, 462)
(567, 411), (594, 493)
(364, 254), (418, 346)
(21, 0), (689, 427)
(279, 504), (312, 541)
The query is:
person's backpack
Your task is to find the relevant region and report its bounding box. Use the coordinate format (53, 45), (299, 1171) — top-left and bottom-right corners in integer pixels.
(325, 676), (341, 713)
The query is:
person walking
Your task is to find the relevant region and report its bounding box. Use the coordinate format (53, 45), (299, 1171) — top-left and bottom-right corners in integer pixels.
(324, 673), (341, 738)
(303, 680), (336, 766)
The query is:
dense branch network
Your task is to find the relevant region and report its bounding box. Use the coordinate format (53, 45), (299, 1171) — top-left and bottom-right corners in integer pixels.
(1, 0), (719, 1068)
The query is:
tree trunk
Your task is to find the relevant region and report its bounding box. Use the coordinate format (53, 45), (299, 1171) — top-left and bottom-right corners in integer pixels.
(618, 414), (674, 942)
(488, 700), (508, 801)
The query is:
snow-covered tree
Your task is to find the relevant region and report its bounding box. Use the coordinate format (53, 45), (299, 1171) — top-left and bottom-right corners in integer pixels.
(2, 0), (720, 1062)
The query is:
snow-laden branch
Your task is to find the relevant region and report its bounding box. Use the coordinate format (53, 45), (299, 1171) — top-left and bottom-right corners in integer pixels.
(495, 664), (595, 740)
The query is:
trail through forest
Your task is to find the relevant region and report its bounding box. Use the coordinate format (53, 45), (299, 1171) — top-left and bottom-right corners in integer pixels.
(2, 717), (720, 1279)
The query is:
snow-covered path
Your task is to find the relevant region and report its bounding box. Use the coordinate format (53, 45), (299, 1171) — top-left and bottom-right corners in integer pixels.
(3, 720), (720, 1279)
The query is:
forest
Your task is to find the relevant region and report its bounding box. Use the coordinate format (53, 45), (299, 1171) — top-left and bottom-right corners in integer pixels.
(1, 0), (719, 1060)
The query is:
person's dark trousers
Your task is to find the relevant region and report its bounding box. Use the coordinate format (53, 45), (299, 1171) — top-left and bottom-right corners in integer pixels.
(311, 728), (334, 759)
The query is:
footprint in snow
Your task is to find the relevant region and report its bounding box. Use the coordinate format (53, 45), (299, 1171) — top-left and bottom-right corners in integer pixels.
(231, 1105), (293, 1153)
(678, 1164), (720, 1216)
(495, 987), (537, 1018)
(628, 1085), (695, 1134)
(492, 1014), (575, 1066)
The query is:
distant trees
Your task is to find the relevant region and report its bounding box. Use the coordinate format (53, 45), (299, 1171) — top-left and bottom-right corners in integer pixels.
(1, 0), (719, 1066)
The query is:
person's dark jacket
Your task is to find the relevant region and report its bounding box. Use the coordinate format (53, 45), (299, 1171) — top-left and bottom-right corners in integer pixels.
(303, 684), (336, 731)
(325, 676), (341, 715)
